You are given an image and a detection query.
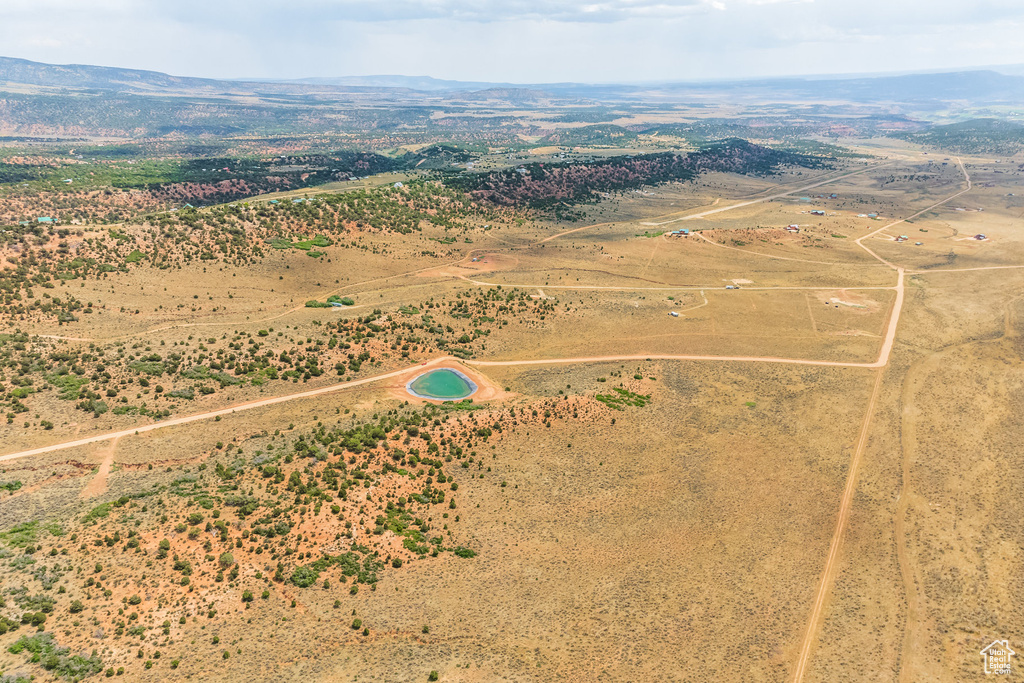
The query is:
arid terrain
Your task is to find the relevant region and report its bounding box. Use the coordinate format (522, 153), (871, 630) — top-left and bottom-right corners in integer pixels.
(0, 65), (1022, 682)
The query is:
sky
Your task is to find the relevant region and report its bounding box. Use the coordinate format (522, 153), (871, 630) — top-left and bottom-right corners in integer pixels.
(2, 0), (1024, 83)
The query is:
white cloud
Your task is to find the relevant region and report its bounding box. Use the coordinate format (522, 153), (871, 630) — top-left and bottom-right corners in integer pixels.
(0, 0), (1023, 82)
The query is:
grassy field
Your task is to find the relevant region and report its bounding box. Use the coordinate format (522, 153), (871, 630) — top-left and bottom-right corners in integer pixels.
(0, 133), (1021, 682)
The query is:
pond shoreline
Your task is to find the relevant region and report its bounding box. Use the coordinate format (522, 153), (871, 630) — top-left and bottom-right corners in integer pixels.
(405, 367), (478, 401)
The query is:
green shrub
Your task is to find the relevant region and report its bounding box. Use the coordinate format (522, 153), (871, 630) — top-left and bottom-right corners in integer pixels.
(7, 632), (103, 679)
(290, 566), (319, 588)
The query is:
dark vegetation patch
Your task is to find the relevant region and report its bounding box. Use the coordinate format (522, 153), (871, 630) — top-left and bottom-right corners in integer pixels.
(893, 118), (1024, 154)
(446, 139), (829, 208)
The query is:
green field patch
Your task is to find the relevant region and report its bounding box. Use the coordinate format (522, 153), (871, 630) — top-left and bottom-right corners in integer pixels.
(181, 365), (240, 386)
(0, 522), (39, 547)
(0, 521), (61, 548)
(129, 360), (164, 375)
(595, 387), (651, 410)
(10, 386), (35, 399)
(8, 633), (104, 679)
(45, 372), (89, 400)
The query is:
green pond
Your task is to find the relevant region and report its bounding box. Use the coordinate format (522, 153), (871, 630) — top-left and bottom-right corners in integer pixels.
(407, 368), (477, 400)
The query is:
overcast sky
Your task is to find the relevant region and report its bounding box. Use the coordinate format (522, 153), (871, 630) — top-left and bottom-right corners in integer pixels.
(2, 0), (1023, 83)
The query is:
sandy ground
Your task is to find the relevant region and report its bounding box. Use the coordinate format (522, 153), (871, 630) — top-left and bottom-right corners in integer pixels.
(417, 253), (520, 279)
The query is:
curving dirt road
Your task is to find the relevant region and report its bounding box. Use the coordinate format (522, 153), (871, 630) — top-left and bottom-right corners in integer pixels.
(855, 157), (972, 269)
(0, 281), (904, 465)
(0, 151), (993, 683)
(790, 155), (970, 683)
(0, 359), (455, 463)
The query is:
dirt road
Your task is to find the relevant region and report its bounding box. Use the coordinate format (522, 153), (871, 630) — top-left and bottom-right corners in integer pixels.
(789, 156), (970, 683)
(790, 368), (886, 683)
(0, 265), (907, 465)
(80, 436), (121, 499)
(855, 156), (971, 268)
(539, 163), (887, 243)
(639, 163), (887, 227)
(0, 359), (453, 463)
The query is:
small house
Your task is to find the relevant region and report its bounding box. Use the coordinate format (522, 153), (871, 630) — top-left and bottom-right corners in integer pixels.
(669, 311), (679, 317)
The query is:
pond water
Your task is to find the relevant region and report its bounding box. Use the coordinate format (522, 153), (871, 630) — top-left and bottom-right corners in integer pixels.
(406, 368), (477, 400)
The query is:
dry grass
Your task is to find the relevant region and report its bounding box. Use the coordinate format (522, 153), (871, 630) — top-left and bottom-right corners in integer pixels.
(0, 142), (1021, 681)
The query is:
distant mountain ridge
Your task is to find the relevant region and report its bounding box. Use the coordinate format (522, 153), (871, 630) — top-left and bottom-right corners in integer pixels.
(2, 55), (1024, 105)
(0, 56), (228, 92)
(0, 56), (428, 97)
(259, 75), (505, 91)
